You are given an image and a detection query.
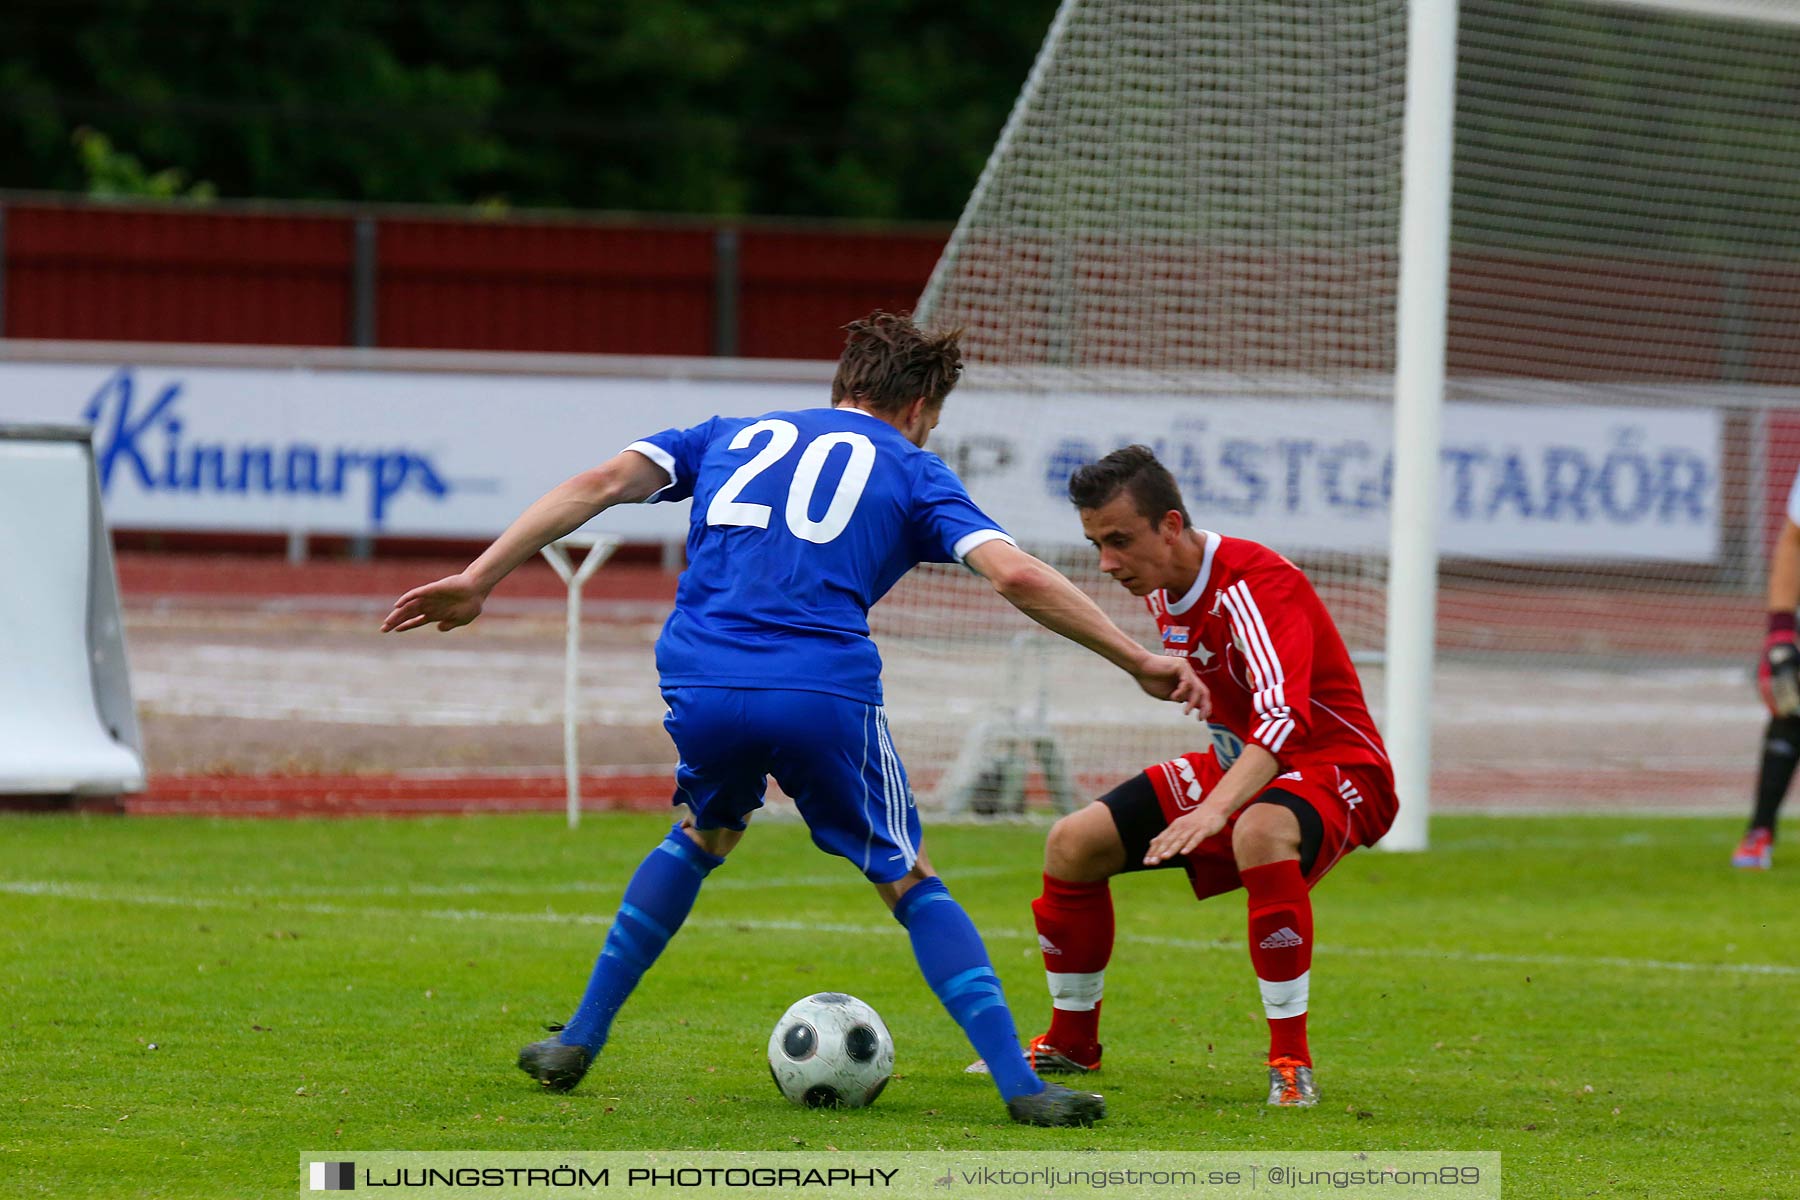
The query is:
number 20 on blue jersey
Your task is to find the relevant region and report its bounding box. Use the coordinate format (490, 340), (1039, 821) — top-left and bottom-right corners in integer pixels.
(704, 419), (876, 545)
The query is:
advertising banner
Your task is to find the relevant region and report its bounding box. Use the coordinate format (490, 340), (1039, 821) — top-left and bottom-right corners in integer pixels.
(0, 358), (1720, 562)
(934, 390), (1720, 562)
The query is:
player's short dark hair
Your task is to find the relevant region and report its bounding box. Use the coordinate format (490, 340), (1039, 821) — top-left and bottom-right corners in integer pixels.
(831, 310), (963, 415)
(1067, 444), (1191, 528)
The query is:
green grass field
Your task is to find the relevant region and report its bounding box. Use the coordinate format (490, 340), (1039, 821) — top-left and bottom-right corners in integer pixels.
(3, 811), (1796, 1198)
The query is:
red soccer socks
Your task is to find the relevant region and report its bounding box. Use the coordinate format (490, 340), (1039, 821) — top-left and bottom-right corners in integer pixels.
(1031, 873), (1112, 1058)
(1242, 859), (1313, 1066)
(1033, 864), (1316, 1070)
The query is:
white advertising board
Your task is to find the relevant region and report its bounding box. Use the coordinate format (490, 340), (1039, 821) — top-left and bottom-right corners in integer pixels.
(932, 390), (1721, 562)
(0, 357), (1720, 562)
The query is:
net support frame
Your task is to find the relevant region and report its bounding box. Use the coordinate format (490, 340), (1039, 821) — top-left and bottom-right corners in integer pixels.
(540, 533), (622, 829)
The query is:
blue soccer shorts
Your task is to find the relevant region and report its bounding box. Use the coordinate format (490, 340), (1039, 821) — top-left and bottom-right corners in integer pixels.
(660, 687), (922, 884)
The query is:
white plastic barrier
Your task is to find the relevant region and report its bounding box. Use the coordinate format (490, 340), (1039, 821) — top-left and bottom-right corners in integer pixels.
(0, 426), (145, 794)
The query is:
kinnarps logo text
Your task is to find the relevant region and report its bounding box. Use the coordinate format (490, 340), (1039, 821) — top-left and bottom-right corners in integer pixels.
(83, 368), (452, 526)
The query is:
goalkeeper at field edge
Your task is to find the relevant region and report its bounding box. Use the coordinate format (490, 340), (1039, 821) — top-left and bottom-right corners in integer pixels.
(1739, 463), (1800, 869)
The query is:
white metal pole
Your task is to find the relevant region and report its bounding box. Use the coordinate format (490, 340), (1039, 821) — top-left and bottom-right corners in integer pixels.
(563, 565), (582, 828)
(539, 535), (621, 829)
(1582, 0), (1800, 28)
(1383, 0), (1459, 853)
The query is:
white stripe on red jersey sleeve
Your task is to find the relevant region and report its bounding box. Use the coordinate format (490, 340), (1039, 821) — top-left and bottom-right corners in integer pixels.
(1219, 577), (1313, 756)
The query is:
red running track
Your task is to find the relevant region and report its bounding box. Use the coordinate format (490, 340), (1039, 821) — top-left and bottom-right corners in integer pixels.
(13, 772), (676, 818)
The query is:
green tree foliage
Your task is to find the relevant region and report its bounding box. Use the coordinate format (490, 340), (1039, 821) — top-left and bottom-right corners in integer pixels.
(0, 0), (1055, 219)
(72, 127), (216, 200)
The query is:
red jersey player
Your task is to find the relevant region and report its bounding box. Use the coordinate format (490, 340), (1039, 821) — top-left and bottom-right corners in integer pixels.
(981, 445), (1398, 1107)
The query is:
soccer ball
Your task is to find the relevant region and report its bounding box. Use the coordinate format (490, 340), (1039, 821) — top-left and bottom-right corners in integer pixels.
(766, 992), (895, 1109)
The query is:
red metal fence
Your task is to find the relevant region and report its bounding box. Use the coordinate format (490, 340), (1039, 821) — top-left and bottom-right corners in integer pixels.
(4, 204), (355, 347)
(3, 194), (1798, 382)
(0, 196), (948, 361)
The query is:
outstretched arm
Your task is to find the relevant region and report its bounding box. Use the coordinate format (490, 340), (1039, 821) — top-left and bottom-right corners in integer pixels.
(964, 539), (1209, 716)
(380, 450), (670, 633)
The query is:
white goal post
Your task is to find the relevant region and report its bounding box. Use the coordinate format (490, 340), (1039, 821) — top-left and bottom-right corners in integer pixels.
(1384, 0), (1458, 851)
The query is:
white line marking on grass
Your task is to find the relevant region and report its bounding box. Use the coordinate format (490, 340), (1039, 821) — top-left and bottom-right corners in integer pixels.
(1118, 932), (1800, 978)
(161, 864), (1021, 899)
(1441, 806), (1743, 818)
(5, 879), (1797, 979)
(1427, 830), (1695, 852)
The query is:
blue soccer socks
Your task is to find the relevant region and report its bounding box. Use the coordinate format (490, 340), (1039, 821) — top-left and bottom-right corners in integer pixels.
(557, 841), (1042, 1104)
(558, 824), (724, 1054)
(893, 876), (1044, 1101)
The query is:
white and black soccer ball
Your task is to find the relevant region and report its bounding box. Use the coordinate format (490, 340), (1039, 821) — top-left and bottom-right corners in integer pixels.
(766, 992), (895, 1109)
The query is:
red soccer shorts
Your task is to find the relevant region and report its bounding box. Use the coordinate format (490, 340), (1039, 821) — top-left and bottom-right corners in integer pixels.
(1144, 749), (1397, 901)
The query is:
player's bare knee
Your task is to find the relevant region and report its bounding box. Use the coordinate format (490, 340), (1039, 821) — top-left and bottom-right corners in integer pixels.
(1045, 803), (1125, 882)
(678, 815), (743, 858)
(875, 858), (938, 912)
(1232, 803), (1301, 870)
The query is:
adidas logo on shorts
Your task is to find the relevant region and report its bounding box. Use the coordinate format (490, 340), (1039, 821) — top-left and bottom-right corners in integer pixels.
(1259, 927), (1304, 949)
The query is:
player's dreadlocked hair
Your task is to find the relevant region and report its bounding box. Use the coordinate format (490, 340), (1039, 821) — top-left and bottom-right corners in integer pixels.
(1067, 444), (1193, 527)
(830, 310), (964, 416)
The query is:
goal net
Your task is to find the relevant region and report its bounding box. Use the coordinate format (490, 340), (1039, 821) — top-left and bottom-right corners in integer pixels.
(886, 0), (1800, 819)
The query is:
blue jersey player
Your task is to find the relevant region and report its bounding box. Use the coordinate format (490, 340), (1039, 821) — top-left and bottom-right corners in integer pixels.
(382, 312), (1207, 1126)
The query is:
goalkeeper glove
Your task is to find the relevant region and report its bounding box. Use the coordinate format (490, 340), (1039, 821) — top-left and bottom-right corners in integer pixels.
(1759, 611), (1800, 717)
